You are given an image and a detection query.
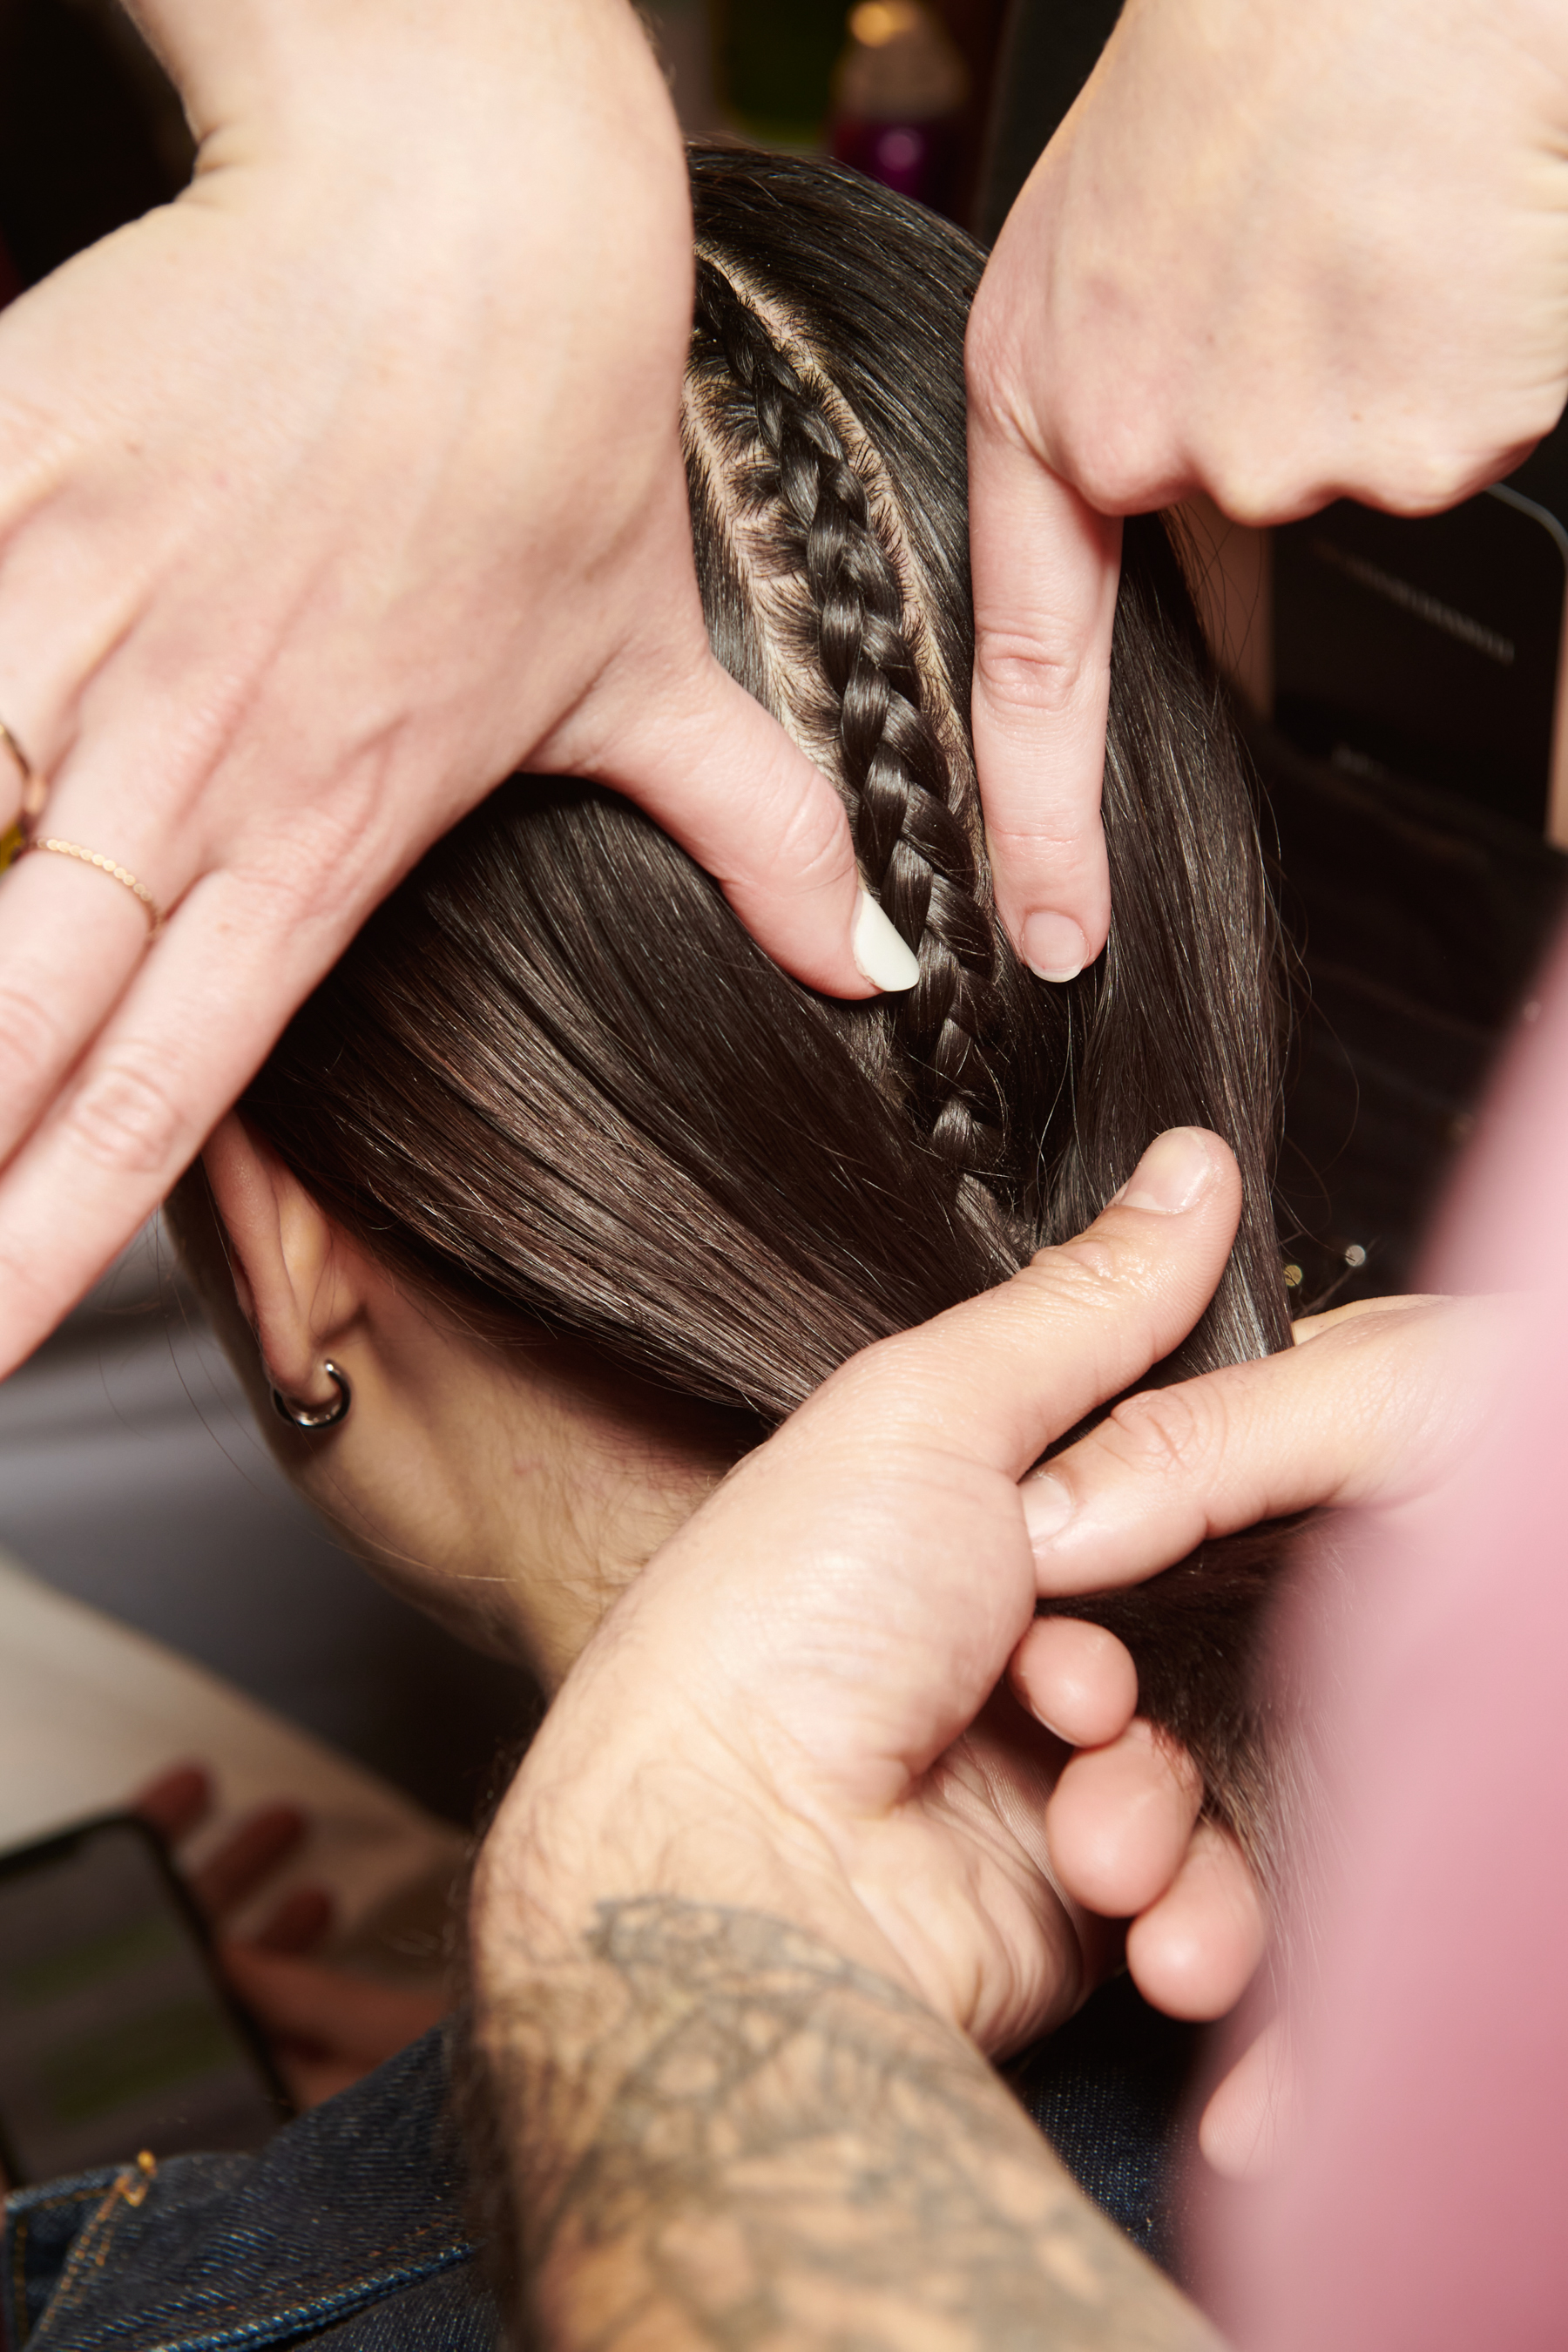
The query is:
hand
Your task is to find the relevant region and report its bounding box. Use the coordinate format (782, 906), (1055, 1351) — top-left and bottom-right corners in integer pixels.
(0, 0), (873, 1374)
(472, 1129), (1247, 2349)
(966, 0), (1568, 977)
(478, 1126), (1247, 2058)
(133, 1761), (448, 2105)
(1013, 1288), (1510, 2175)
(132, 1759), (333, 1952)
(1015, 1291), (1509, 1597)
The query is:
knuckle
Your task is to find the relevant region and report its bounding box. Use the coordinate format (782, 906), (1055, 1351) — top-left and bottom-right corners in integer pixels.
(1103, 1383), (1227, 1487)
(253, 796), (382, 911)
(1062, 417), (1159, 516)
(229, 854), (328, 937)
(1201, 456), (1294, 528)
(1022, 1237), (1120, 1311)
(1369, 409), (1561, 516)
(1017, 1239), (1164, 1370)
(1028, 1231), (1159, 1309)
(965, 308), (1144, 510)
(753, 766), (856, 896)
(973, 629), (1101, 723)
(963, 297), (1031, 428)
(64, 1052), (193, 1179)
(813, 1328), (925, 1431)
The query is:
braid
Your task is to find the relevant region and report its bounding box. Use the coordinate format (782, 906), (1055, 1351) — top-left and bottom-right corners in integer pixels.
(693, 256), (1009, 1189)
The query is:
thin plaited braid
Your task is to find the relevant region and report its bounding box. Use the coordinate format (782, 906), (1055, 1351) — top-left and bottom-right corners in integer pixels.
(693, 255), (1006, 1186)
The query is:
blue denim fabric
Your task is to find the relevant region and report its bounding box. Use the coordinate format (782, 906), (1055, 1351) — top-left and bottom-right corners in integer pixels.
(1013, 1973), (1201, 2278)
(3, 2024), (496, 2350)
(5, 1992), (1193, 2349)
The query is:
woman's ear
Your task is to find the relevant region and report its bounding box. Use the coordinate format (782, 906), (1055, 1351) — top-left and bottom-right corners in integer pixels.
(201, 1112), (366, 1402)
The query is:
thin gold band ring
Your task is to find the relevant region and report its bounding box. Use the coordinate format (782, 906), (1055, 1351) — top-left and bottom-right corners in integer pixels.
(28, 838), (163, 932)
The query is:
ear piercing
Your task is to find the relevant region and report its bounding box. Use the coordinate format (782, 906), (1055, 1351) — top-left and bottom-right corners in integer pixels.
(271, 1361), (353, 1431)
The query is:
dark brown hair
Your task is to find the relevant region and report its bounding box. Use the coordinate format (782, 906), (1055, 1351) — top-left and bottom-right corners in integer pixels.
(231, 150), (1294, 1855)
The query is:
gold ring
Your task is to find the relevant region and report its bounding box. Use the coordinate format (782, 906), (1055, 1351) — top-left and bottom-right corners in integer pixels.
(28, 838), (163, 931)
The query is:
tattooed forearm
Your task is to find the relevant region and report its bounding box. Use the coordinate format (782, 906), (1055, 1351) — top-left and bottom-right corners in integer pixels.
(473, 1898), (1224, 2352)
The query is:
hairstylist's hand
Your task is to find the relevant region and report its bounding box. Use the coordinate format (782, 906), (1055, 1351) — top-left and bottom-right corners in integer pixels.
(1017, 1286), (1511, 2178)
(967, 0), (1568, 980)
(473, 1131), (1246, 2349)
(1019, 1290), (1508, 1602)
(479, 1126), (1246, 2063)
(0, 0), (876, 1376)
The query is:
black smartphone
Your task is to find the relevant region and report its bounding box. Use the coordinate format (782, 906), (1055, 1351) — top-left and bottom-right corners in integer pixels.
(0, 1812), (291, 2186)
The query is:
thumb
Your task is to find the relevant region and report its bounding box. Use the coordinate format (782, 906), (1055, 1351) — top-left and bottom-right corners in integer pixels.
(967, 406), (1121, 977)
(585, 645), (917, 1001)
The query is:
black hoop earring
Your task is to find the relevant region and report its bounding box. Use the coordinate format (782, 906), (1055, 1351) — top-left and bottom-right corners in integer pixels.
(270, 1360), (352, 1432)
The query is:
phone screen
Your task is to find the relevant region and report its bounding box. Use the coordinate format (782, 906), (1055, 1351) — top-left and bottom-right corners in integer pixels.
(0, 1815), (290, 2186)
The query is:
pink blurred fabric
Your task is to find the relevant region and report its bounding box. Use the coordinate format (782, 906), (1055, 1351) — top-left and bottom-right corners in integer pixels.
(1230, 926), (1568, 2348)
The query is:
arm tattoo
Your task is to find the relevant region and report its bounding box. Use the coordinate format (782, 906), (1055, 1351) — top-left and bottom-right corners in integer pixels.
(474, 1897), (1225, 2351)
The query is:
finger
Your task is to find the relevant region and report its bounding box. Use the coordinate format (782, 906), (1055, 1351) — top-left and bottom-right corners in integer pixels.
(0, 841), (165, 1170)
(1045, 1718), (1205, 1920)
(220, 1941), (449, 2061)
(587, 645), (894, 1000)
(966, 404), (1120, 974)
(1125, 1818), (1267, 2021)
(252, 1884), (335, 1955)
(0, 863), (349, 1375)
(801, 1125), (1242, 1482)
(188, 1803), (308, 1923)
(1021, 1292), (1504, 1595)
(1009, 1617), (1138, 1747)
(129, 1762), (213, 1845)
(1198, 2020), (1299, 2183)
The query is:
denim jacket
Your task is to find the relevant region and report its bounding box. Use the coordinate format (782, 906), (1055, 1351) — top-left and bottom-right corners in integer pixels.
(3, 2026), (496, 2351)
(4, 1980), (1194, 2349)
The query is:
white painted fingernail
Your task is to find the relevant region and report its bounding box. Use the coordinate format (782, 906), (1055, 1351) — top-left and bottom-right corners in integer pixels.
(1021, 909), (1088, 983)
(1022, 1472), (1073, 1546)
(852, 889), (920, 992)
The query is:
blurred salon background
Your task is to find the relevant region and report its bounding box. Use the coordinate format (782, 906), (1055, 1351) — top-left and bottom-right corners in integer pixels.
(0, 0), (1564, 2208)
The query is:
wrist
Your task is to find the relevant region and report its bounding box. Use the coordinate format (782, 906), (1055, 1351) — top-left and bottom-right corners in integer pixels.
(128, 0), (676, 183)
(471, 1673), (920, 2011)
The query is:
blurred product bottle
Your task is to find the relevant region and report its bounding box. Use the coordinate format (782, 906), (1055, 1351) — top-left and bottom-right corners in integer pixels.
(828, 2), (970, 215)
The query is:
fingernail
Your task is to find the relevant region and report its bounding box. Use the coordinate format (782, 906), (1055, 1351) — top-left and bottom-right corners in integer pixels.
(1022, 1472), (1073, 1546)
(1021, 910), (1088, 983)
(1113, 1127), (1219, 1215)
(852, 889), (920, 992)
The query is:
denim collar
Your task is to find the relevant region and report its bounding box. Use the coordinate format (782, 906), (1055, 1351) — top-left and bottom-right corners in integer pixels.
(5, 2024), (497, 2350)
